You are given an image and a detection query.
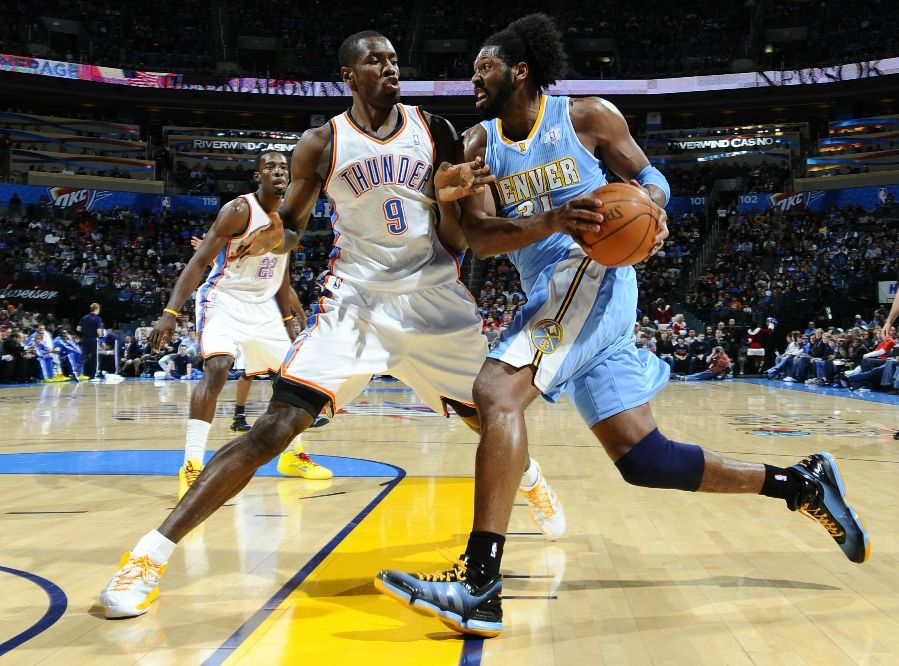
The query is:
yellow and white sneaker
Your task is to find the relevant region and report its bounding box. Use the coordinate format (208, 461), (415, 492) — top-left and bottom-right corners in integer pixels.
(518, 464), (567, 540)
(277, 450), (333, 480)
(99, 551), (168, 619)
(178, 458), (203, 500)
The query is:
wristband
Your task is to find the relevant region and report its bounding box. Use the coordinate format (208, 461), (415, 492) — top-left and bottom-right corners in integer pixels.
(282, 314), (294, 322)
(163, 308), (179, 316)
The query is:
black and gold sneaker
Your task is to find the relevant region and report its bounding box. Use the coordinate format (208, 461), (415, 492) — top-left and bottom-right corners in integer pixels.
(375, 556), (503, 637)
(788, 452), (870, 563)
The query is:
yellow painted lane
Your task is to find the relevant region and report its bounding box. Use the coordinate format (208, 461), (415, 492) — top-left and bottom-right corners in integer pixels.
(224, 477), (476, 664)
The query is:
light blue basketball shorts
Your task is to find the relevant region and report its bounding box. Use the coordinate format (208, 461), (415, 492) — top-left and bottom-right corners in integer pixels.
(489, 252), (669, 426)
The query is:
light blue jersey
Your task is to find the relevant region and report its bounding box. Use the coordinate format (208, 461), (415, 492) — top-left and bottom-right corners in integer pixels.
(483, 94), (669, 424)
(483, 94), (608, 293)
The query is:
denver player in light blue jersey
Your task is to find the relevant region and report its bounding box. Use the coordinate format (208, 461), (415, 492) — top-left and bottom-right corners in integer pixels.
(377, 13), (870, 637)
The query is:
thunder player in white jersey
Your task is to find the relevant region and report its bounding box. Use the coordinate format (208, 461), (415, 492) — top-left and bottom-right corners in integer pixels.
(378, 14), (869, 637)
(100, 30), (565, 619)
(148, 151), (331, 502)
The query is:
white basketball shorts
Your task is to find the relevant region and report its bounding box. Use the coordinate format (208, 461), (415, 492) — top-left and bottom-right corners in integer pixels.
(278, 277), (486, 415)
(196, 289), (290, 376)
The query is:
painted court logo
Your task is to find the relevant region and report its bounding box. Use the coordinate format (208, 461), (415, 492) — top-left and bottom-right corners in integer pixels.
(725, 412), (881, 438)
(531, 319), (563, 354)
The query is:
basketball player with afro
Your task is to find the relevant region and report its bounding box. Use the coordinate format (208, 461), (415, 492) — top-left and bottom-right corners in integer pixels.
(376, 13), (870, 637)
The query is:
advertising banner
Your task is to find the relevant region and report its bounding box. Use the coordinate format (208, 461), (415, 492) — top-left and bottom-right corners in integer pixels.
(666, 196), (707, 216)
(3, 53), (898, 97)
(736, 185), (899, 214)
(0, 280), (62, 303)
(0, 184), (219, 214)
(878, 281), (897, 304)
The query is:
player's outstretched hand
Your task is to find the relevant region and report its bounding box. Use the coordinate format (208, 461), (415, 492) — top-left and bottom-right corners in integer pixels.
(435, 156), (496, 202)
(230, 212), (283, 264)
(148, 315), (176, 353)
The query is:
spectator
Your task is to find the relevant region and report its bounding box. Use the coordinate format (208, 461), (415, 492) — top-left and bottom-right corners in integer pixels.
(677, 346), (731, 381)
(656, 328), (675, 371)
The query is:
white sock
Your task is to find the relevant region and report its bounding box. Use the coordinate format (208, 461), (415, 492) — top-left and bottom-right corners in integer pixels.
(288, 433), (303, 454)
(184, 419), (212, 465)
(132, 529), (177, 565)
(519, 458), (541, 489)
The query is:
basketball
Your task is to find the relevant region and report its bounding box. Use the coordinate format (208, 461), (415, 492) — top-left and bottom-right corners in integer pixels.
(578, 183), (662, 267)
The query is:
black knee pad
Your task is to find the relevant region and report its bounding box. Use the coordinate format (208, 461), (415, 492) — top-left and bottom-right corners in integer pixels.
(271, 376), (331, 420)
(614, 429), (705, 491)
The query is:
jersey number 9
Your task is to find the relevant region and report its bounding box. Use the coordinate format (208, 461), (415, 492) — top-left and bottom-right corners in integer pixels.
(383, 197), (408, 235)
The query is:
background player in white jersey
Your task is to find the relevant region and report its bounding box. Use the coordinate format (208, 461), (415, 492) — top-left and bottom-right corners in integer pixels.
(377, 13), (870, 637)
(149, 150), (332, 500)
(99, 30), (562, 619)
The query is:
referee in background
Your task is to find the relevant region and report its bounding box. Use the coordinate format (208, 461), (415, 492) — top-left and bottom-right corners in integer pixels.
(77, 302), (104, 381)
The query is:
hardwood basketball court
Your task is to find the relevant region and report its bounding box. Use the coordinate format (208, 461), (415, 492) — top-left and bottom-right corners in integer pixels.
(1, 377), (896, 664)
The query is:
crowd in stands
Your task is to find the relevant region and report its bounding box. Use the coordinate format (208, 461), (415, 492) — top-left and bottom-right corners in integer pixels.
(684, 204), (899, 328)
(171, 160), (255, 195)
(0, 201), (334, 329)
(0, 300), (210, 383)
(565, 0), (751, 79)
(763, 316), (899, 392)
(3, 0), (215, 72)
(2, 0), (894, 82)
(663, 162), (791, 197)
(223, 0), (412, 80)
(763, 0), (898, 71)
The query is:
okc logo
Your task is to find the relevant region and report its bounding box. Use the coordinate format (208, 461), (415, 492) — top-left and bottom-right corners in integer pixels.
(768, 191), (824, 213)
(48, 187), (97, 212)
(531, 319), (563, 354)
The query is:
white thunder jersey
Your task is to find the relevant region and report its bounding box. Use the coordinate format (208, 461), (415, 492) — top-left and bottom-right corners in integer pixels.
(198, 193), (288, 305)
(324, 104), (460, 291)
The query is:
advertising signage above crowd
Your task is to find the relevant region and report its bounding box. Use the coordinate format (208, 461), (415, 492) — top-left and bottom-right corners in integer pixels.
(0, 183), (218, 215)
(737, 185), (899, 214)
(2, 53), (897, 97)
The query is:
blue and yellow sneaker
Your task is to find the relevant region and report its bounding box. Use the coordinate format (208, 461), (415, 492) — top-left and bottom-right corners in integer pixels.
(788, 452), (870, 563)
(375, 556), (503, 637)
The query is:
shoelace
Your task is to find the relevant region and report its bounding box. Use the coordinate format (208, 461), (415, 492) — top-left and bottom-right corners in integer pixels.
(110, 555), (165, 591)
(184, 461), (202, 486)
(803, 507), (846, 538)
(415, 557), (467, 582)
(521, 482), (555, 518)
(296, 452), (319, 467)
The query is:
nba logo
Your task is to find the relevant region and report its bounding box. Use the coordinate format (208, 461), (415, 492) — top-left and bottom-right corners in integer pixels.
(879, 188), (888, 205)
(412, 132), (420, 146)
(490, 542), (498, 558)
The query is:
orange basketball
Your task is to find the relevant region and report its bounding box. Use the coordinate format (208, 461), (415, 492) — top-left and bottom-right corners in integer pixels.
(578, 182), (661, 267)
